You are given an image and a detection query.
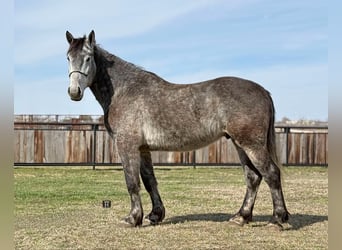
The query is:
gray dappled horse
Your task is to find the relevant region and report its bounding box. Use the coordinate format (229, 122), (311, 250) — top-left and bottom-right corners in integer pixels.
(66, 30), (289, 229)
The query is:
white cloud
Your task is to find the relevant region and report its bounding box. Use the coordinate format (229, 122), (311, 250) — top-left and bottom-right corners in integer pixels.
(15, 0), (232, 65)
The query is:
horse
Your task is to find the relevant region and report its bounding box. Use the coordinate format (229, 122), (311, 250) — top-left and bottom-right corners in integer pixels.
(65, 30), (289, 229)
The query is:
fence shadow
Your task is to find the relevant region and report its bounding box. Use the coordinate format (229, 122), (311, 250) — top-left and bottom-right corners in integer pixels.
(163, 213), (327, 230)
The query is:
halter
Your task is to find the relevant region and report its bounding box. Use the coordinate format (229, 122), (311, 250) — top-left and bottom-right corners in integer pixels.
(69, 70), (88, 78)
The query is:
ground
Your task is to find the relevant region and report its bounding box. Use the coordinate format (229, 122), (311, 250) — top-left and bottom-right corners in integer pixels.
(14, 166), (328, 249)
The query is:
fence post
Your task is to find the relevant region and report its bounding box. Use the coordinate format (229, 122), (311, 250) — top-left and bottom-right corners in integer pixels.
(92, 124), (98, 170)
(285, 127), (290, 166)
(192, 150), (196, 169)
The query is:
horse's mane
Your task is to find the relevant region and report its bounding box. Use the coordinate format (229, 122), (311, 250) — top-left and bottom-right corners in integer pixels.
(94, 44), (162, 81)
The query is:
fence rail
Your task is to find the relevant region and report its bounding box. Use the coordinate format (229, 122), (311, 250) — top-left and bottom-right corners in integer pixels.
(14, 120), (328, 168)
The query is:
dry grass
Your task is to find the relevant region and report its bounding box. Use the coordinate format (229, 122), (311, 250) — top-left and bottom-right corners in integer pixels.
(14, 167), (328, 249)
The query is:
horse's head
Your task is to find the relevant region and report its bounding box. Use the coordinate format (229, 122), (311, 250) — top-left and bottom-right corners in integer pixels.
(66, 30), (97, 101)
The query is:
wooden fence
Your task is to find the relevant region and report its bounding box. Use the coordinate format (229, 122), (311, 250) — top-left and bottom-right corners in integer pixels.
(14, 117), (328, 168)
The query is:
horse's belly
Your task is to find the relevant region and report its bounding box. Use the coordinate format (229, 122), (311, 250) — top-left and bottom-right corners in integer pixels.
(142, 123), (223, 151)
(146, 137), (218, 151)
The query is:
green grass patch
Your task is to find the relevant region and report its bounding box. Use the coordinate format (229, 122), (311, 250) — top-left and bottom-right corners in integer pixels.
(15, 167), (328, 249)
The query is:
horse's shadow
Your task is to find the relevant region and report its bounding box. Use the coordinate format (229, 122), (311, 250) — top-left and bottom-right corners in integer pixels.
(163, 213), (327, 230)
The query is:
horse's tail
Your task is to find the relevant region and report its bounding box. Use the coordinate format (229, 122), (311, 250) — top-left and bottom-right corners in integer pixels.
(267, 95), (283, 174)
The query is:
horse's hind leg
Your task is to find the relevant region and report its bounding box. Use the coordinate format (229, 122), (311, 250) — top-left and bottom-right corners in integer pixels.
(229, 144), (262, 226)
(244, 146), (289, 228)
(140, 151), (165, 225)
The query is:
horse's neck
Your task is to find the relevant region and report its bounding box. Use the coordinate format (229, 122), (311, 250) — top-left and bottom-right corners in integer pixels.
(90, 47), (141, 112)
(90, 47), (115, 113)
(91, 46), (163, 113)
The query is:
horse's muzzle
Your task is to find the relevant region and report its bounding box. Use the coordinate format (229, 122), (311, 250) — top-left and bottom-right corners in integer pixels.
(68, 86), (82, 101)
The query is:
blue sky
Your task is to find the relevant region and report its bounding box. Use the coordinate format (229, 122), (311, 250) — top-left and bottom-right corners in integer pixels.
(14, 0), (327, 121)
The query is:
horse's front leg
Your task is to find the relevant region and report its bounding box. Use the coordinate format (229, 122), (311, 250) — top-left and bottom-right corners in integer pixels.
(140, 151), (165, 225)
(118, 147), (143, 227)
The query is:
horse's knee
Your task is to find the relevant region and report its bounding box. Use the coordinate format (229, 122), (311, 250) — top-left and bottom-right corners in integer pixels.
(244, 166), (262, 186)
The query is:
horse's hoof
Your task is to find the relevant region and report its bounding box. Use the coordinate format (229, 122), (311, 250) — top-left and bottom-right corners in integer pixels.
(120, 217), (134, 227)
(145, 207), (165, 225)
(121, 216), (142, 227)
(144, 215), (159, 226)
(144, 213), (163, 225)
(266, 221), (284, 231)
(228, 215), (246, 227)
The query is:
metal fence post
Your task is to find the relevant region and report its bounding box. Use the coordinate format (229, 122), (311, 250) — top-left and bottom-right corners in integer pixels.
(92, 124), (98, 170)
(285, 127), (290, 166)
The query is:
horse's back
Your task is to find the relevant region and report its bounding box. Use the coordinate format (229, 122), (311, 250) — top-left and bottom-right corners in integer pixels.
(163, 76), (273, 127)
(137, 76), (273, 151)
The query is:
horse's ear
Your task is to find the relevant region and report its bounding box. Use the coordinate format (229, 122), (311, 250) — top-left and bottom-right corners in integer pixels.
(88, 30), (96, 47)
(66, 31), (74, 44)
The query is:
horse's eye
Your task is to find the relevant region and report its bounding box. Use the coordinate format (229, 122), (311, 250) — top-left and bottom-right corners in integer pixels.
(86, 57), (90, 62)
(67, 56), (70, 61)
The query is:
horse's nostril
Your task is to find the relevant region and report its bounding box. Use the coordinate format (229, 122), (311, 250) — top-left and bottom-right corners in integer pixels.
(68, 87), (71, 94)
(77, 87), (81, 96)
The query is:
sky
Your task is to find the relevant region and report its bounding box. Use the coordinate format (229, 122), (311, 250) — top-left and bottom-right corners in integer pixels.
(14, 0), (327, 121)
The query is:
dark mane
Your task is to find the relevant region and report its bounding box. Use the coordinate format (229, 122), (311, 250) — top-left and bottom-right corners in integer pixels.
(94, 44), (162, 81)
(67, 36), (86, 55)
